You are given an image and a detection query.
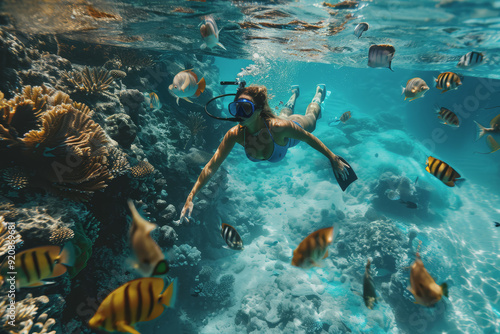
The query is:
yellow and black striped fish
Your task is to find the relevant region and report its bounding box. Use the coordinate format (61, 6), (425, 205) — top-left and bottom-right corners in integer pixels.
(88, 277), (177, 334)
(436, 107), (459, 127)
(425, 156), (463, 187)
(0, 243), (75, 288)
(368, 44), (396, 71)
(435, 72), (462, 93)
(292, 227), (334, 269)
(221, 223), (243, 250)
(149, 92), (162, 110)
(457, 51), (484, 68)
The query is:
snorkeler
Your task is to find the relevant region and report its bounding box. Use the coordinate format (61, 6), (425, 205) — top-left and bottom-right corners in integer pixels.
(179, 84), (354, 223)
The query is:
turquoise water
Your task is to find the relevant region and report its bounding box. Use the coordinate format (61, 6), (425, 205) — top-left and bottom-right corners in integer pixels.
(1, 0), (499, 333)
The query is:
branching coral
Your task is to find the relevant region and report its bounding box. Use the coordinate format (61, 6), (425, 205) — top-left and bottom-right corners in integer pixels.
(185, 111), (206, 137)
(0, 85), (118, 201)
(0, 293), (51, 334)
(62, 67), (115, 94)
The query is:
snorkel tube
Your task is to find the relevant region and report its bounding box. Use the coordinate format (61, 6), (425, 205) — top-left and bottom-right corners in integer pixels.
(204, 79), (247, 122)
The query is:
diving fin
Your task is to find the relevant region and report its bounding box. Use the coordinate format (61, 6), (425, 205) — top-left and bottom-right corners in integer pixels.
(334, 156), (358, 192)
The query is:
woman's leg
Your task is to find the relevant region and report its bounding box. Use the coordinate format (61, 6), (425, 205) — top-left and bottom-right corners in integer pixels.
(289, 84), (325, 133)
(279, 85), (300, 117)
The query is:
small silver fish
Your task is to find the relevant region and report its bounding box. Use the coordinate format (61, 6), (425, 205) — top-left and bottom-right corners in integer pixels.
(354, 22), (369, 38)
(200, 15), (226, 51)
(402, 78), (429, 102)
(457, 51), (484, 68)
(368, 44), (396, 71)
(221, 223), (244, 250)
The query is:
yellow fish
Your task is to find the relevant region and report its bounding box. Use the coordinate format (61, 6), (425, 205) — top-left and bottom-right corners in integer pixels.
(291, 227), (334, 269)
(434, 72), (462, 93)
(149, 92), (162, 110)
(425, 156), (464, 187)
(128, 200), (169, 277)
(408, 253), (448, 307)
(474, 114), (500, 140)
(0, 244), (75, 288)
(88, 277), (177, 334)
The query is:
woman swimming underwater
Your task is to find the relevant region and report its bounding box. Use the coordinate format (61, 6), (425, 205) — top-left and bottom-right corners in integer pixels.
(180, 84), (354, 223)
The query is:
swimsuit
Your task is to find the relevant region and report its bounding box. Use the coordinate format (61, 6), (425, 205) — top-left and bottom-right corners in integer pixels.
(244, 120), (303, 163)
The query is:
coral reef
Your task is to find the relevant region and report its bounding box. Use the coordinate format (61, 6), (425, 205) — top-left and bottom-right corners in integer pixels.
(0, 215), (22, 256)
(0, 85), (116, 201)
(62, 67), (116, 94)
(104, 113), (137, 148)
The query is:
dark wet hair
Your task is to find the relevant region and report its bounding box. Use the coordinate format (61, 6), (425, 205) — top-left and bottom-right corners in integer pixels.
(235, 85), (277, 119)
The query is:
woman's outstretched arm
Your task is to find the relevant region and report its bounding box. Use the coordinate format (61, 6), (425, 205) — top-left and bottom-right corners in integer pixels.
(180, 126), (239, 223)
(279, 120), (350, 180)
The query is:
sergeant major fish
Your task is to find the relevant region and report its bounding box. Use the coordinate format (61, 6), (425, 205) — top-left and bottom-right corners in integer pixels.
(221, 222), (244, 250)
(434, 72), (462, 94)
(368, 44), (396, 71)
(0, 244), (75, 288)
(354, 22), (369, 38)
(292, 227), (334, 269)
(128, 200), (169, 277)
(474, 114), (500, 140)
(89, 277), (177, 334)
(436, 107), (460, 127)
(425, 156), (464, 187)
(200, 15), (226, 51)
(457, 51), (484, 68)
(402, 78), (429, 102)
(168, 69), (206, 105)
(408, 253), (448, 307)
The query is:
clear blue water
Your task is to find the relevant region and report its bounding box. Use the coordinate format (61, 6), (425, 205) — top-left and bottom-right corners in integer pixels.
(1, 0), (500, 333)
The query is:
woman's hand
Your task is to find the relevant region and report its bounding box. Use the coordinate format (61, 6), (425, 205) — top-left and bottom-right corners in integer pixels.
(331, 156), (350, 181)
(179, 199), (194, 224)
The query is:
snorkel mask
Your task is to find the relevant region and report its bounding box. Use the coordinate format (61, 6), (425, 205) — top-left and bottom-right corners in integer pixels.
(204, 79), (248, 122)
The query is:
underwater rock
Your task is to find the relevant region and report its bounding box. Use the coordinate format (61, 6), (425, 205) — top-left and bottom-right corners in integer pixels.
(20, 52), (72, 87)
(378, 130), (415, 156)
(119, 89), (144, 124)
(159, 204), (177, 224)
(171, 243), (201, 267)
(156, 225), (177, 248)
(104, 113), (138, 149)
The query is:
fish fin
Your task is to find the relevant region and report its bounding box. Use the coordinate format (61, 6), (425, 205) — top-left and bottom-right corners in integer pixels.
(454, 178), (466, 187)
(441, 89), (448, 94)
(200, 43), (207, 50)
(444, 180), (456, 187)
(486, 135), (500, 153)
(222, 245), (230, 250)
(440, 282), (448, 298)
(351, 289), (362, 297)
(116, 321), (141, 334)
(181, 79), (190, 92)
(161, 278), (178, 308)
(407, 286), (413, 293)
(474, 121), (486, 140)
(408, 97), (418, 102)
(388, 61), (394, 72)
(183, 97), (193, 103)
(26, 281), (54, 288)
(196, 77), (206, 97)
(59, 242), (76, 267)
(322, 250), (329, 259)
(433, 77), (437, 86)
(217, 42), (227, 51)
(176, 97), (180, 105)
(312, 261), (323, 268)
(48, 263), (67, 278)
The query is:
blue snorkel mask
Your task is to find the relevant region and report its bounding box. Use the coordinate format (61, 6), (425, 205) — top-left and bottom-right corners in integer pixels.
(228, 99), (255, 119)
(204, 79), (248, 122)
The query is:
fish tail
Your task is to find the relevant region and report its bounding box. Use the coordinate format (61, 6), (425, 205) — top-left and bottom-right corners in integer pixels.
(388, 61), (394, 72)
(161, 278), (178, 308)
(217, 42), (227, 51)
(401, 86), (405, 96)
(196, 77), (206, 97)
(474, 121), (486, 140)
(454, 178), (466, 187)
(59, 242), (76, 267)
(440, 282), (448, 298)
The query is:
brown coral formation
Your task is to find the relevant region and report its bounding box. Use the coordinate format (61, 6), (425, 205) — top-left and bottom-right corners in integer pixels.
(49, 226), (75, 245)
(0, 85), (115, 201)
(130, 160), (155, 178)
(2, 167), (30, 189)
(62, 66), (115, 94)
(0, 293), (52, 334)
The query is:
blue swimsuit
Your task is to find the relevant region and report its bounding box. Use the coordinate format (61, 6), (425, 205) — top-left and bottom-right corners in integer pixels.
(244, 120), (303, 163)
